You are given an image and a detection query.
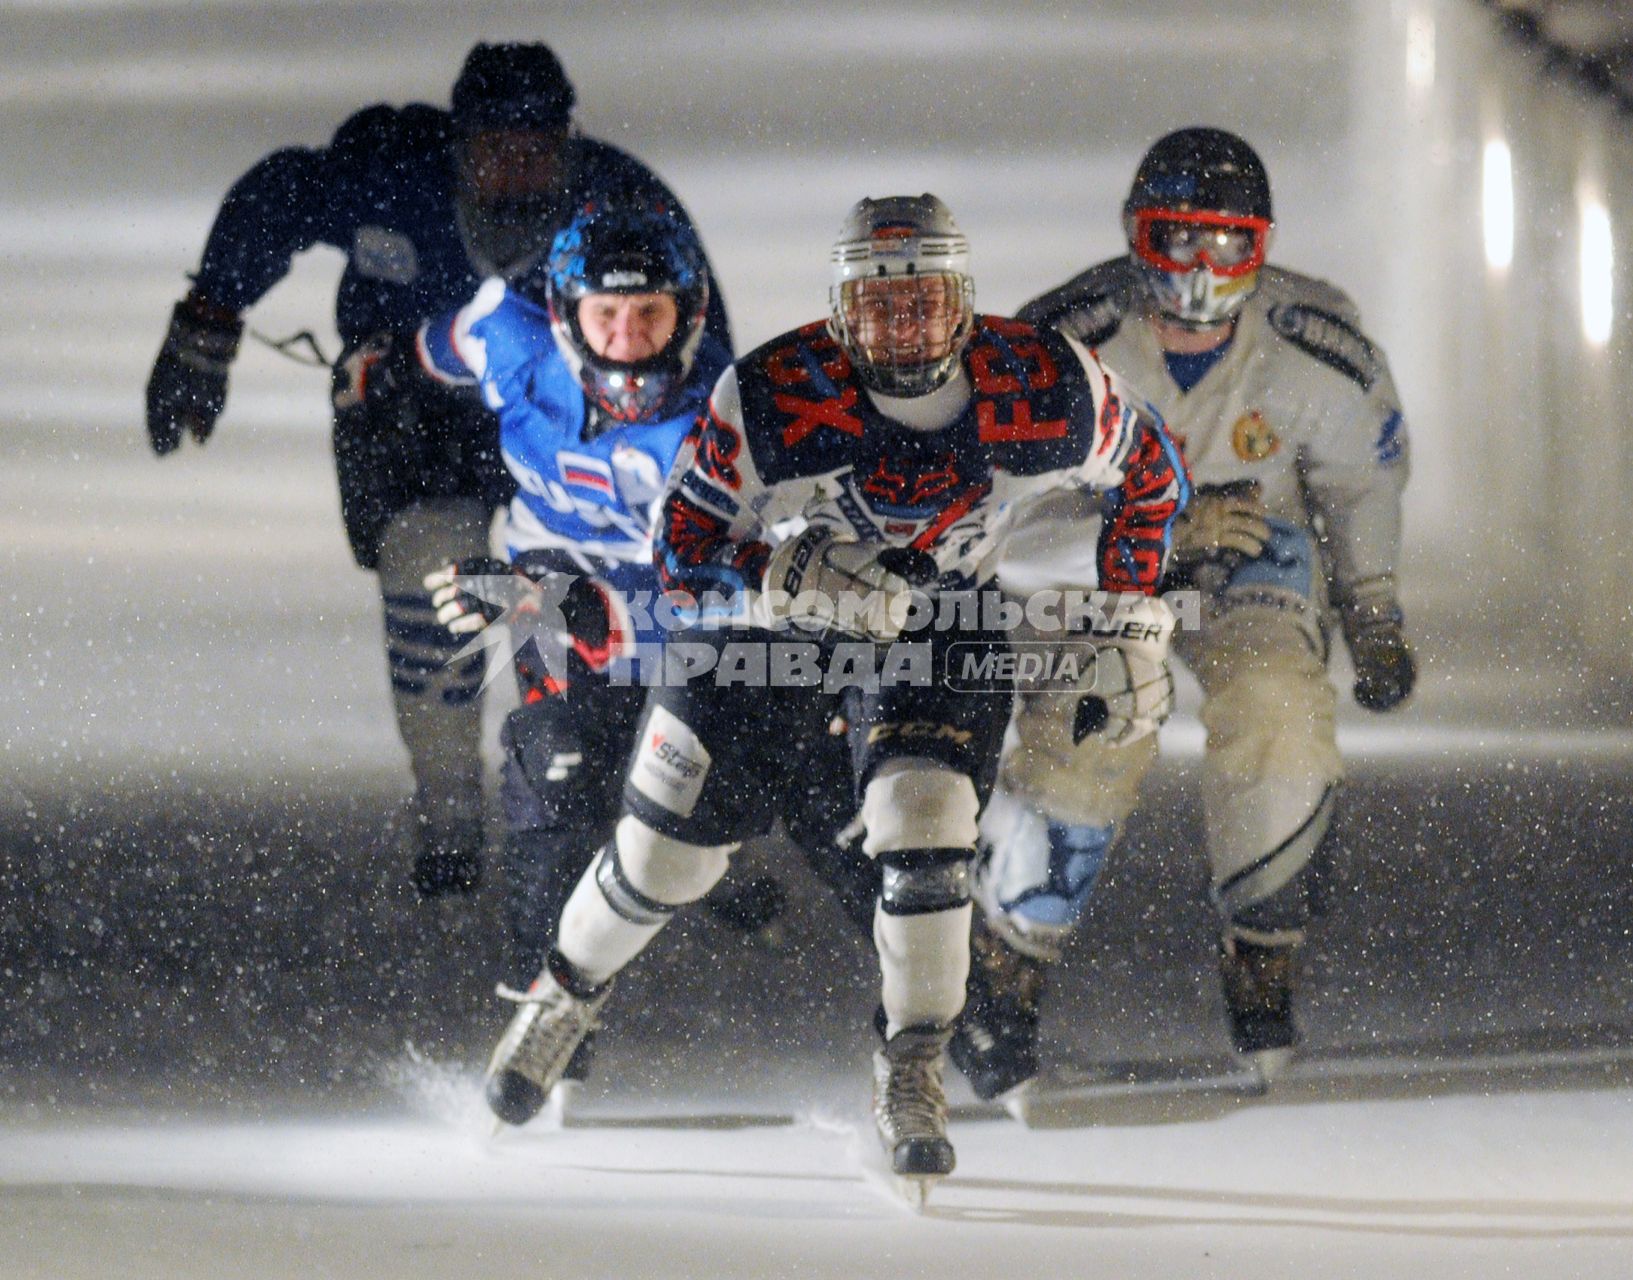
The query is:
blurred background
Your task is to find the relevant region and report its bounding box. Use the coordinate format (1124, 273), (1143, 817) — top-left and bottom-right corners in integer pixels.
(2, 0), (1632, 1117)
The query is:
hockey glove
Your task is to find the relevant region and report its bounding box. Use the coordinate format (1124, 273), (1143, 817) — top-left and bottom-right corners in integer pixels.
(1170, 480), (1271, 573)
(424, 559), (634, 671)
(145, 293), (243, 455)
(1072, 593), (1177, 747)
(759, 525), (919, 641)
(333, 331), (427, 413)
(425, 556), (516, 634)
(1340, 578), (1416, 712)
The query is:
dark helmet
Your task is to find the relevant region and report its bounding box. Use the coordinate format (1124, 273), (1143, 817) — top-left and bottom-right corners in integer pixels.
(449, 43), (579, 277)
(1123, 128), (1274, 327)
(1125, 127), (1272, 223)
(450, 42), (576, 131)
(521, 202), (710, 423)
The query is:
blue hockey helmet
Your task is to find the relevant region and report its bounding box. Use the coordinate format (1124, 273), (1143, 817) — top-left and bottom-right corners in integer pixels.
(523, 201), (710, 423)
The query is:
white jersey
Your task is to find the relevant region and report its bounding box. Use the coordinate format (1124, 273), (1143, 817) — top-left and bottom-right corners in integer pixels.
(1012, 257), (1409, 601)
(656, 315), (1187, 606)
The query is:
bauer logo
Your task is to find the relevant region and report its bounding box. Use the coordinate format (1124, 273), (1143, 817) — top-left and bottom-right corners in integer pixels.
(631, 705), (711, 817)
(944, 641), (1098, 693)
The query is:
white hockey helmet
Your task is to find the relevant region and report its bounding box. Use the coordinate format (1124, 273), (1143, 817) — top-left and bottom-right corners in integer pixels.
(828, 194), (975, 397)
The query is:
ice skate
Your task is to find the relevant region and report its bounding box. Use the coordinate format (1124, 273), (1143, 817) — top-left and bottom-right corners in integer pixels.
(409, 787), (484, 899)
(873, 1025), (956, 1205)
(701, 872), (788, 949)
(1219, 936), (1300, 1085)
(949, 914), (1046, 1105)
(485, 954), (612, 1127)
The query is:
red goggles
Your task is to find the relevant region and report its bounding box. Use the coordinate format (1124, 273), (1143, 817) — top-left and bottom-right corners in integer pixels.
(1130, 207), (1271, 278)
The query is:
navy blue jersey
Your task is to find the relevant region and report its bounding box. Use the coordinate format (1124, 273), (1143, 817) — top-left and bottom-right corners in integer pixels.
(191, 103), (730, 350)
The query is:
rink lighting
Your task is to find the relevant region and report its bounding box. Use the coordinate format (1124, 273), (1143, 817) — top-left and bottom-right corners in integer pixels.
(1580, 198), (1614, 348)
(1482, 139), (1514, 273)
(1406, 12), (1435, 90)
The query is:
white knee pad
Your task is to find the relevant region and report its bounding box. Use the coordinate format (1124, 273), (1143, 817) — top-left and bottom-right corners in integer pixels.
(1000, 705), (1155, 829)
(860, 760), (980, 857)
(376, 496), (494, 588)
(975, 787), (1116, 960)
(556, 816), (737, 986)
(874, 902), (972, 1035)
(608, 814), (736, 910)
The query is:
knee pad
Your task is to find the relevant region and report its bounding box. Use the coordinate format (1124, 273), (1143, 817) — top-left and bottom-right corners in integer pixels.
(1001, 701), (1154, 829)
(877, 847), (971, 917)
(977, 787), (1115, 949)
(376, 497), (492, 706)
(1212, 781), (1337, 930)
(593, 815), (735, 926)
(860, 761), (980, 857)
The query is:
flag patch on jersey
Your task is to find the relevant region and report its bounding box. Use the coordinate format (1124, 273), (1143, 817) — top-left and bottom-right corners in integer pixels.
(560, 453), (615, 496)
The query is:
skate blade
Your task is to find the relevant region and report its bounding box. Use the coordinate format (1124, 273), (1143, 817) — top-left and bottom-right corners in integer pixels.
(999, 1078), (1038, 1124)
(539, 1079), (582, 1131)
(894, 1173), (944, 1210)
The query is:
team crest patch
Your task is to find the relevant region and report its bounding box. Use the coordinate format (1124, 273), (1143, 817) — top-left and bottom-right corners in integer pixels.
(1231, 410), (1280, 462)
(630, 705), (711, 818)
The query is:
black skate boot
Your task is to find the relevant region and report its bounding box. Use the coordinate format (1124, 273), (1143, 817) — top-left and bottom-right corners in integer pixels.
(409, 788), (483, 899)
(873, 1024), (956, 1205)
(1218, 935), (1300, 1083)
(701, 873), (788, 946)
(485, 952), (612, 1127)
(949, 915), (1046, 1104)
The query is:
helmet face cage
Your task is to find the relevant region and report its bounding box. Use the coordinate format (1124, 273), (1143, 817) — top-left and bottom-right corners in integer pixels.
(1123, 127), (1274, 328)
(532, 203), (709, 422)
(828, 194), (975, 397)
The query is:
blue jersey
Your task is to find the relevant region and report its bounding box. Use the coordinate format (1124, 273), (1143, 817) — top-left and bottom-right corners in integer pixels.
(190, 103), (730, 350)
(422, 279), (732, 643)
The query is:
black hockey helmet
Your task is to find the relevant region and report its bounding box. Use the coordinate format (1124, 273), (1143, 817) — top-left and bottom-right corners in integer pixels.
(1124, 128), (1274, 328)
(1124, 127), (1272, 223)
(449, 44), (581, 277)
(450, 42), (576, 131)
(520, 201), (710, 423)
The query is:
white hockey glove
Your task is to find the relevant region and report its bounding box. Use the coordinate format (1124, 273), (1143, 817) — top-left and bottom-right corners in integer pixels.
(1170, 480), (1272, 570)
(1339, 577), (1416, 712)
(1072, 593), (1177, 747)
(758, 525), (921, 641)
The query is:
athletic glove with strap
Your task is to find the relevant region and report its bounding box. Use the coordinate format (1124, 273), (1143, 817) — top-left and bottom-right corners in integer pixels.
(1339, 577), (1416, 712)
(423, 558), (634, 671)
(1170, 480), (1272, 573)
(145, 292), (243, 455)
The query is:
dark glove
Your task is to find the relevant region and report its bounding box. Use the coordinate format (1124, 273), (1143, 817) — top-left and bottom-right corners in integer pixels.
(423, 559), (630, 667)
(1340, 581), (1417, 712)
(145, 293), (243, 455)
(424, 556), (517, 633)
